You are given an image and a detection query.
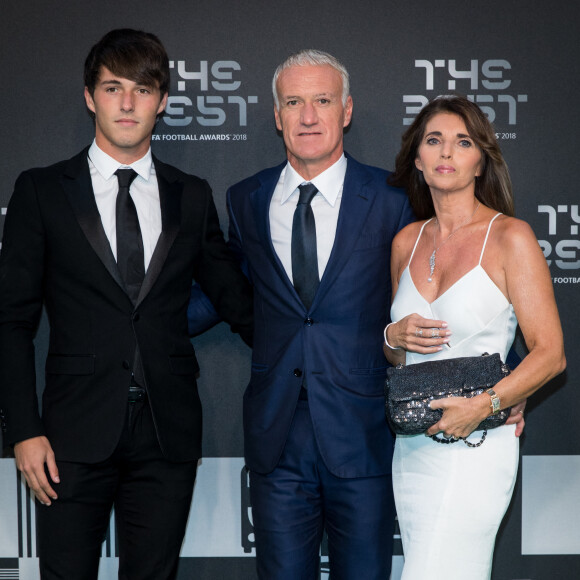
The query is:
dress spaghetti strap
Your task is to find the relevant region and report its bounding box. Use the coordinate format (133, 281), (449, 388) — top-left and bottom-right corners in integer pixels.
(408, 219), (434, 268)
(479, 213), (502, 265)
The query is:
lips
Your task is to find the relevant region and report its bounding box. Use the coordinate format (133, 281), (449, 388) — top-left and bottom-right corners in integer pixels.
(436, 165), (455, 173)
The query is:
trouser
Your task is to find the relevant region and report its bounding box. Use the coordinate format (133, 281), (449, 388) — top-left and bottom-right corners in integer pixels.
(249, 399), (395, 580)
(37, 396), (198, 580)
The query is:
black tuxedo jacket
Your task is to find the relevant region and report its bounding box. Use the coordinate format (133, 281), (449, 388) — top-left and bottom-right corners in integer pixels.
(0, 147), (252, 463)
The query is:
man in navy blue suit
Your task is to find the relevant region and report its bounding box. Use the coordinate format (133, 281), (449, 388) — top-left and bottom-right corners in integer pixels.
(225, 50), (415, 579)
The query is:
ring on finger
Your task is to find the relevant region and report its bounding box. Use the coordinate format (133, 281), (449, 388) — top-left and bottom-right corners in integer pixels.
(415, 327), (423, 337)
(431, 328), (440, 338)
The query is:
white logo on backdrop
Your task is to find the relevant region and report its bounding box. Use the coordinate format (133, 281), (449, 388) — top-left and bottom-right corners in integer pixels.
(152, 60), (258, 144)
(402, 59), (528, 135)
(537, 204), (580, 281)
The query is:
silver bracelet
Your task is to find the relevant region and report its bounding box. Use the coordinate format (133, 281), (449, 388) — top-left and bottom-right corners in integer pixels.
(383, 322), (402, 350)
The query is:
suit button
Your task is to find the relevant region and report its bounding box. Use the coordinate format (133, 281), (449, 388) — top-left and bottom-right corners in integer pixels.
(304, 317), (314, 326)
(132, 312), (140, 322)
(122, 360), (131, 370)
(293, 368), (303, 378)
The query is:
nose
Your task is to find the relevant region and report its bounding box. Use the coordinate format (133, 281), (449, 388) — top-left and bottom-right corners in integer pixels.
(120, 91), (135, 113)
(440, 141), (452, 159)
(301, 101), (318, 126)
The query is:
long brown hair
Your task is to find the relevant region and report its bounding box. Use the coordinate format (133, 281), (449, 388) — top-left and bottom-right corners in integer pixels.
(388, 96), (514, 219)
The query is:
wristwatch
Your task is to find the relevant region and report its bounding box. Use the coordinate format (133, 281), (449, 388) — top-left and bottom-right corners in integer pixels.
(486, 388), (501, 415)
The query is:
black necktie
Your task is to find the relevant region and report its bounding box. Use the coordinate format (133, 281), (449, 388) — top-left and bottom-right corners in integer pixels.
(115, 168), (144, 304)
(292, 183), (319, 310)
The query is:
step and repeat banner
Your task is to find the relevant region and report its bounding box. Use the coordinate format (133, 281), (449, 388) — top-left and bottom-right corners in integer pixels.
(1, 1), (578, 578)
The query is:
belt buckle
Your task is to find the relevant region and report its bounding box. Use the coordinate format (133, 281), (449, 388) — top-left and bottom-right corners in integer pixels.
(128, 385), (146, 403)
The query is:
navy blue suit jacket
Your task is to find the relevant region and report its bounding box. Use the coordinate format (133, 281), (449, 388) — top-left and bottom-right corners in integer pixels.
(226, 155), (415, 477)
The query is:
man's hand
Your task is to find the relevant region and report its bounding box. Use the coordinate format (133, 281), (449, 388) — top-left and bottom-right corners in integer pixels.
(14, 436), (59, 505)
(505, 400), (527, 437)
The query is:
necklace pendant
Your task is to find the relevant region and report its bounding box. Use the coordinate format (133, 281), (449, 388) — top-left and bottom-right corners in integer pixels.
(427, 202), (481, 284)
(428, 250), (436, 283)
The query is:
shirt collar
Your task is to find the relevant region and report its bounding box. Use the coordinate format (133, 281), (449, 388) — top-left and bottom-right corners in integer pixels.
(280, 154), (347, 207)
(88, 140), (153, 181)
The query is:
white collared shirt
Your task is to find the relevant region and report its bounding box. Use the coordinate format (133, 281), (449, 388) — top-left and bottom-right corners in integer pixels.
(88, 141), (162, 270)
(269, 155), (347, 283)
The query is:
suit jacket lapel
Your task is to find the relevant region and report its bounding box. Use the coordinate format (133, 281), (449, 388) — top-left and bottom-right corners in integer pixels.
(61, 147), (126, 292)
(250, 164), (300, 300)
(313, 156), (377, 307)
(136, 157), (182, 307)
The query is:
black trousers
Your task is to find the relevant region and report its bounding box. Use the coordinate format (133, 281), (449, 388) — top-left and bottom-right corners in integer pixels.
(36, 397), (198, 580)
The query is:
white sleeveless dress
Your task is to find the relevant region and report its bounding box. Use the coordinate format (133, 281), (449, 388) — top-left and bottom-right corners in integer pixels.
(390, 214), (519, 580)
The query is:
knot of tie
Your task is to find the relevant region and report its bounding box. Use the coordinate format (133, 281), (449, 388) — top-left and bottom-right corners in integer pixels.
(297, 182), (318, 206)
(115, 168), (138, 190)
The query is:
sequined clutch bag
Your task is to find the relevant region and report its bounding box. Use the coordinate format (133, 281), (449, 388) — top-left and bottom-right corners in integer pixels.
(385, 353), (511, 437)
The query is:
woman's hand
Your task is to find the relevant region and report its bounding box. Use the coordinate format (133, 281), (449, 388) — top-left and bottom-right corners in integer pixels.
(386, 313), (451, 354)
(505, 400), (526, 437)
(426, 395), (490, 439)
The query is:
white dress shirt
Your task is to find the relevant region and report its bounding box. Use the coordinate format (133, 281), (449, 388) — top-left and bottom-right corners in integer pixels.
(269, 155), (347, 284)
(88, 141), (162, 271)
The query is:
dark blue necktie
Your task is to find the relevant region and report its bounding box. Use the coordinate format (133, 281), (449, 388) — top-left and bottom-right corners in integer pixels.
(115, 168), (144, 304)
(291, 183), (319, 310)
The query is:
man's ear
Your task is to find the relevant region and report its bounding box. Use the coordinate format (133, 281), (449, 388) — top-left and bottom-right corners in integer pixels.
(274, 105), (283, 132)
(343, 95), (353, 128)
(84, 87), (96, 114)
(157, 92), (168, 115)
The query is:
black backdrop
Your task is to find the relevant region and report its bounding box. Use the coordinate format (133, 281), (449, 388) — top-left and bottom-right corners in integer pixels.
(1, 1), (578, 578)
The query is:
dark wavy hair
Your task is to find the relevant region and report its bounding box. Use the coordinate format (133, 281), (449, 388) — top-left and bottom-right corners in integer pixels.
(84, 29), (170, 98)
(388, 95), (514, 219)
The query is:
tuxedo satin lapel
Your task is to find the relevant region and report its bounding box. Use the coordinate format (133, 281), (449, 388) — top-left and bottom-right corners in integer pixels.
(313, 161), (377, 307)
(61, 150), (126, 292)
(136, 171), (181, 307)
(250, 168), (298, 298)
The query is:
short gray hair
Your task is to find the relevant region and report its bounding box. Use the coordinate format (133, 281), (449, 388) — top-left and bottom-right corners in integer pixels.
(272, 49), (350, 110)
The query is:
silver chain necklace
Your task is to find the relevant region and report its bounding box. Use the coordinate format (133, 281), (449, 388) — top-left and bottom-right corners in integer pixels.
(428, 202), (481, 282)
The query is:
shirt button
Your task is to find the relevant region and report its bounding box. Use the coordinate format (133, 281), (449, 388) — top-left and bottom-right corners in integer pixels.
(131, 312), (140, 322)
(304, 317), (314, 326)
(293, 368), (303, 378)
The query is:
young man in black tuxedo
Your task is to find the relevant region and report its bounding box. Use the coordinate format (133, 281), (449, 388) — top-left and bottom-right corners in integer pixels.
(0, 29), (252, 579)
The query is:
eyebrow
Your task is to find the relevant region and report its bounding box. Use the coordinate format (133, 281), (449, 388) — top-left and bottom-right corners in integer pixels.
(98, 78), (157, 91)
(425, 131), (472, 139)
(282, 92), (335, 101)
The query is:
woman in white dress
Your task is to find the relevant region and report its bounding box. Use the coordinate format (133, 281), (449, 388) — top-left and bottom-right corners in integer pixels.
(383, 96), (565, 580)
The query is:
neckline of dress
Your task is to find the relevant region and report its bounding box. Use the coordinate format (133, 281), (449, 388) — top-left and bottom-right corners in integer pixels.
(405, 264), (510, 307)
